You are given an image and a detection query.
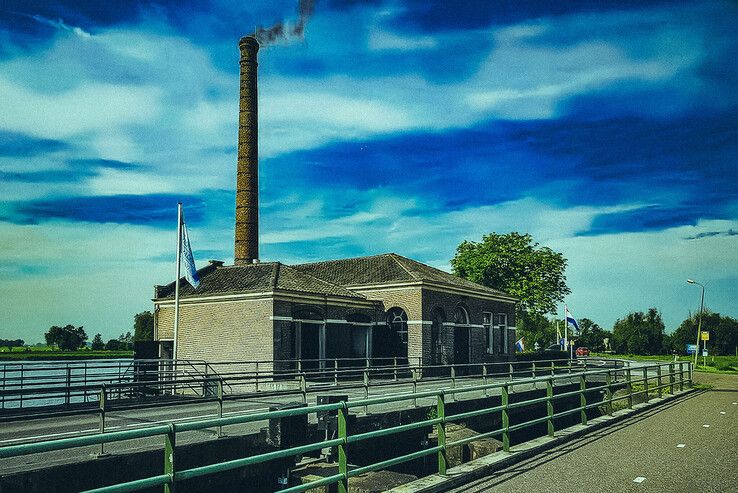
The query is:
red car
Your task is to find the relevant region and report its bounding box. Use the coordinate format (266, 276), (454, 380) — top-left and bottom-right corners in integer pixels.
(575, 346), (590, 357)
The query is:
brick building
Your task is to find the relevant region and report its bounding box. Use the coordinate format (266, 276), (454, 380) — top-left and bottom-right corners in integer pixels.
(152, 36), (517, 367)
(154, 253), (517, 367)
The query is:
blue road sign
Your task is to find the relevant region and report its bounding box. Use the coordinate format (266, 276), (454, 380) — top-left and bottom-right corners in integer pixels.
(686, 344), (697, 355)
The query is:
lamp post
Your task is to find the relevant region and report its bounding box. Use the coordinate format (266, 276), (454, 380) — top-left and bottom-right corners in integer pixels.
(687, 279), (705, 368)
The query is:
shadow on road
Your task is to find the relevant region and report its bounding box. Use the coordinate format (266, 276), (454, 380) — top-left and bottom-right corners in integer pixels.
(460, 390), (707, 490)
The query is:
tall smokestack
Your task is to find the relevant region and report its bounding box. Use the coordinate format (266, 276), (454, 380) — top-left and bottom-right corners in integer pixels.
(235, 36), (259, 265)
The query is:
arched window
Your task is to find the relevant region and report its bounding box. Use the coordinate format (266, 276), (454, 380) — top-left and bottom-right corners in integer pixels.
(387, 308), (409, 345)
(454, 306), (469, 325)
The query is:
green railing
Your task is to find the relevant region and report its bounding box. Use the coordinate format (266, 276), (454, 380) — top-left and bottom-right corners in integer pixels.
(0, 360), (690, 493)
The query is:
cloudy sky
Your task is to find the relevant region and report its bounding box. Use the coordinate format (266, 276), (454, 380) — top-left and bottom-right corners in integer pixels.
(1, 1), (736, 343)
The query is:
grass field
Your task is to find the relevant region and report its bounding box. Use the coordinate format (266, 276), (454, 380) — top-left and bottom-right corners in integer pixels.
(0, 350), (133, 360)
(592, 353), (738, 373)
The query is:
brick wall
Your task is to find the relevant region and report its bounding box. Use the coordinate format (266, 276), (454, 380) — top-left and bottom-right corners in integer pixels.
(155, 298), (274, 363)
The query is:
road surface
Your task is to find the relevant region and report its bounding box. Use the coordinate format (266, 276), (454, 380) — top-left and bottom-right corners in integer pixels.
(444, 372), (738, 493)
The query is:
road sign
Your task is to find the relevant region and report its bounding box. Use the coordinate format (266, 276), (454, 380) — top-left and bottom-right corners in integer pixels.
(701, 331), (709, 341)
(686, 344), (697, 355)
(702, 349), (708, 357)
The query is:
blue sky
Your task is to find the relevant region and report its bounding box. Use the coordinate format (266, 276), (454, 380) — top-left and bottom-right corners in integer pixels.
(1, 1), (736, 343)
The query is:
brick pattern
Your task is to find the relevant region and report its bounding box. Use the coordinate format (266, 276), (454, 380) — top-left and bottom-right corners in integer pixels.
(155, 299), (273, 363)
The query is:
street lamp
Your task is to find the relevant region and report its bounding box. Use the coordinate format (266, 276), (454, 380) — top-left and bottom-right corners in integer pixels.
(687, 279), (705, 367)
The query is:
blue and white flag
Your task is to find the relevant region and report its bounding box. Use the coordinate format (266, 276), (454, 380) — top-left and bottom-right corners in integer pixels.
(515, 337), (525, 352)
(181, 213), (200, 289)
(565, 305), (579, 333)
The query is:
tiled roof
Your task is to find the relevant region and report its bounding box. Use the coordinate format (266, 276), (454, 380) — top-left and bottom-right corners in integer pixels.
(155, 253), (514, 301)
(295, 253), (513, 298)
(155, 262), (366, 300)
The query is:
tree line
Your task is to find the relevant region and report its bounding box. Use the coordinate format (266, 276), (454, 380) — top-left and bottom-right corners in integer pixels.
(38, 311), (155, 351)
(453, 232), (738, 357)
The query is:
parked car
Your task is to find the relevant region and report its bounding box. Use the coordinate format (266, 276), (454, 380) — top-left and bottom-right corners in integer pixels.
(575, 346), (590, 357)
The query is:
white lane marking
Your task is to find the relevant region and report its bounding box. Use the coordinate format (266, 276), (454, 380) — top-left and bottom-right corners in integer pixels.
(703, 424), (710, 428)
(677, 444), (686, 448)
(633, 477), (646, 483)
(0, 427), (99, 444)
(733, 402), (737, 405)
(720, 411), (726, 415)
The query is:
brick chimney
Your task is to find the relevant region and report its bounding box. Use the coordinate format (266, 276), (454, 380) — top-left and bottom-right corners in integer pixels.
(234, 36), (259, 265)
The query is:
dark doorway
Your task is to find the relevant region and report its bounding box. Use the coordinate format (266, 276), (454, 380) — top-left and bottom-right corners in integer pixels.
(453, 306), (470, 372)
(373, 307), (408, 365)
(430, 308), (445, 367)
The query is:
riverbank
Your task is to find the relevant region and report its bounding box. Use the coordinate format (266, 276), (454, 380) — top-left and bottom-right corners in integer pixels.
(0, 350), (133, 361)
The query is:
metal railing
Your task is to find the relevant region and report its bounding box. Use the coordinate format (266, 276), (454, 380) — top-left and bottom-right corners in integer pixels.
(0, 357), (605, 419)
(0, 360), (691, 493)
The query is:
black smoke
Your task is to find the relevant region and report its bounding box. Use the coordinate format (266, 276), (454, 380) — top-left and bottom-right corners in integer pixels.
(254, 0), (316, 45)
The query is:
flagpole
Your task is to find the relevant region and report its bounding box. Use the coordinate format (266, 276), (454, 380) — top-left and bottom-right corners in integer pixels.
(173, 202), (183, 362)
(564, 305), (569, 357)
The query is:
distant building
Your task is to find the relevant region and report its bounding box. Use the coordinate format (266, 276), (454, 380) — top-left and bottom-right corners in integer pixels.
(152, 36), (517, 367)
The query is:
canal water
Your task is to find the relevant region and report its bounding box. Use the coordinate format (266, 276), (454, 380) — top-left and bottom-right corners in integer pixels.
(0, 358), (134, 409)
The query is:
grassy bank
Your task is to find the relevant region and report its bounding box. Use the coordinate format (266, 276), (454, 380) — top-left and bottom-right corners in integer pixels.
(592, 353), (738, 374)
(0, 350), (133, 361)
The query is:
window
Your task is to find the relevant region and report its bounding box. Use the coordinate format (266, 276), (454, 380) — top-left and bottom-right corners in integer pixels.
(483, 312), (493, 354)
(453, 306), (469, 325)
(498, 313), (508, 354)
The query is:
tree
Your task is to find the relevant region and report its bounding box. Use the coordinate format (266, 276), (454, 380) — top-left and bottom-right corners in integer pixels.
(451, 232), (570, 316)
(106, 332), (133, 351)
(671, 311), (738, 356)
(91, 333), (105, 350)
(611, 309), (666, 355)
(133, 311), (154, 341)
(575, 318), (612, 353)
(0, 339), (24, 349)
(516, 312), (557, 349)
(44, 325), (88, 351)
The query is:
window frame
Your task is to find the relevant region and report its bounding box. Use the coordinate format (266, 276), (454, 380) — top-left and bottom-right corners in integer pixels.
(483, 312), (493, 354)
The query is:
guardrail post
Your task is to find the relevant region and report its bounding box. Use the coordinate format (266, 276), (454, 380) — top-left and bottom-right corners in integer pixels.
(412, 369), (418, 407)
(678, 363), (684, 391)
(255, 362), (259, 393)
(642, 367), (649, 401)
(626, 368), (633, 409)
(363, 369), (370, 414)
(550, 361), (555, 376)
(657, 365), (663, 398)
(393, 357), (398, 381)
(437, 391), (447, 475)
(334, 359), (339, 386)
(579, 373), (587, 425)
(482, 365), (488, 397)
(164, 424), (176, 493)
(300, 373), (307, 404)
(532, 362), (537, 389)
(605, 371), (613, 416)
(508, 363), (513, 382)
(217, 379), (224, 438)
(98, 385), (107, 456)
(502, 384), (510, 452)
(338, 402), (349, 493)
(450, 366), (456, 402)
(669, 363), (675, 394)
(546, 378), (554, 437)
(65, 366), (72, 406)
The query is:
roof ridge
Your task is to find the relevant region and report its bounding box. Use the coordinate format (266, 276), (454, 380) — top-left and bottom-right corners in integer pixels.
(294, 252), (394, 267)
(388, 253), (420, 280)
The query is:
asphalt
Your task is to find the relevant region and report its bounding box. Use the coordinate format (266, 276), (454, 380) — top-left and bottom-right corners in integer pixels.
(444, 372), (738, 493)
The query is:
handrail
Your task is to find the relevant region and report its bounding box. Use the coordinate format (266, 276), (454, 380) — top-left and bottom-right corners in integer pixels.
(0, 360), (692, 493)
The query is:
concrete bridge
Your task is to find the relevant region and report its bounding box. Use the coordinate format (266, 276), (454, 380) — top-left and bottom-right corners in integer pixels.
(0, 358), (697, 492)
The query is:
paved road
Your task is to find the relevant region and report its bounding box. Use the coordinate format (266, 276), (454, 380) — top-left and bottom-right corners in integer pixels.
(445, 372), (738, 493)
